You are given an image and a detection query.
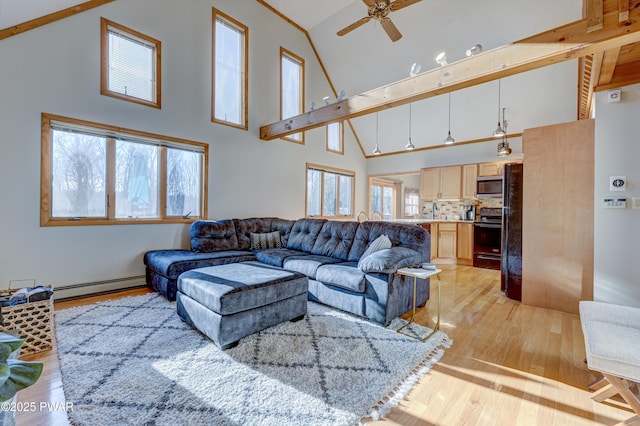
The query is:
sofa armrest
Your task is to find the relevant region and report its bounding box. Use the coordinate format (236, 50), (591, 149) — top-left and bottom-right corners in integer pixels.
(358, 247), (422, 274)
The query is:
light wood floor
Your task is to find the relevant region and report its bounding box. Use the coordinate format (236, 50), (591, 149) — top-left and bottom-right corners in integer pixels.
(15, 266), (639, 425)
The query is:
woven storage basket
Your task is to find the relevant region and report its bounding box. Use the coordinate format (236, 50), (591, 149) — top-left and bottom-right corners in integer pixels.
(0, 285), (54, 355)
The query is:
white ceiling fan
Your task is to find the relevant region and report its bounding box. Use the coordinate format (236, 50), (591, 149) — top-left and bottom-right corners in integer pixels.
(337, 0), (423, 42)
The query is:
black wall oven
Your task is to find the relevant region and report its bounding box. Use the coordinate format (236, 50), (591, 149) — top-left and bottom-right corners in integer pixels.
(473, 208), (502, 269)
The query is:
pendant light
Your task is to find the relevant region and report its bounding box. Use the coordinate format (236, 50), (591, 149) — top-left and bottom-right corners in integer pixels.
(373, 112), (382, 155)
(406, 103), (415, 150)
(493, 79), (505, 138)
(444, 93), (455, 145)
(496, 107), (512, 156)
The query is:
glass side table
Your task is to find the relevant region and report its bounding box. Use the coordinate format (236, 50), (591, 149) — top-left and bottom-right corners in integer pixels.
(396, 267), (442, 341)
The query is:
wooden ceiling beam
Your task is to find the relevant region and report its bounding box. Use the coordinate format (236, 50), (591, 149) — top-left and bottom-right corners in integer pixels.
(587, 0), (604, 31)
(619, 0), (631, 21)
(595, 58), (640, 89)
(599, 46), (622, 84)
(260, 8), (640, 141)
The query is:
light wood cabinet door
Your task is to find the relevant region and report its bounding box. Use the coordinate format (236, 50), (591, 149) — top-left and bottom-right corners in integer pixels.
(439, 166), (462, 199)
(461, 164), (478, 199)
(478, 162), (501, 176)
(456, 222), (474, 265)
(437, 223), (457, 259)
(420, 168), (440, 200)
(430, 223), (438, 261)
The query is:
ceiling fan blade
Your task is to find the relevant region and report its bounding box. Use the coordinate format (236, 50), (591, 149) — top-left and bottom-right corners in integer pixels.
(381, 18), (402, 42)
(390, 0), (422, 12)
(362, 0), (376, 6)
(337, 16), (372, 36)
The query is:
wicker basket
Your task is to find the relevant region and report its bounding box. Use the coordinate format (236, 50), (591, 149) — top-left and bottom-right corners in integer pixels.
(0, 285), (54, 355)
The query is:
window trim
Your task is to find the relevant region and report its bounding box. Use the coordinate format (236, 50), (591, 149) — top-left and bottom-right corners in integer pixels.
(305, 163), (355, 219)
(100, 17), (162, 109)
(211, 8), (249, 130)
(280, 47), (305, 144)
(369, 178), (396, 220)
(326, 121), (344, 154)
(40, 113), (208, 226)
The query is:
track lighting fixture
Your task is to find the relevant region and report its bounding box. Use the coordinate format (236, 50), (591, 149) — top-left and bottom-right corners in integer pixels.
(435, 52), (448, 67)
(409, 62), (422, 77)
(466, 44), (483, 57)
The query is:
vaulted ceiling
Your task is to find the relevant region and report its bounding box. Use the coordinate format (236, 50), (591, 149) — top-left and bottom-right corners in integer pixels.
(2, 0), (640, 156)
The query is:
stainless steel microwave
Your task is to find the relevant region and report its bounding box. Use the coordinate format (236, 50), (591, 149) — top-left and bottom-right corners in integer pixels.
(476, 176), (503, 198)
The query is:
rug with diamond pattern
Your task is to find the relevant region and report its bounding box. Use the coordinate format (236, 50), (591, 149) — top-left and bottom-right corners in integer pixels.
(55, 293), (451, 426)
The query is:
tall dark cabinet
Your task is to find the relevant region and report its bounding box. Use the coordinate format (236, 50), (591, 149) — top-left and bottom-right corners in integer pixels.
(501, 163), (523, 301)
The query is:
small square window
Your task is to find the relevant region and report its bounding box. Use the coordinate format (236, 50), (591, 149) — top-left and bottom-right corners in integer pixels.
(101, 18), (161, 108)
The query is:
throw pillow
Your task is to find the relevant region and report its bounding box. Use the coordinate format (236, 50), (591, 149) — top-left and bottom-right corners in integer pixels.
(357, 234), (392, 269)
(250, 231), (282, 250)
(358, 247), (422, 273)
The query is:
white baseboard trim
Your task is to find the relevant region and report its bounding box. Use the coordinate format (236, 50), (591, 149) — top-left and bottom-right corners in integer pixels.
(54, 275), (146, 301)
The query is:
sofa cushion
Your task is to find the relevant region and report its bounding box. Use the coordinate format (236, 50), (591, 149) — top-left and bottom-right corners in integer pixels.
(255, 248), (308, 267)
(234, 218), (273, 250)
(271, 218), (296, 247)
(357, 247), (422, 273)
(283, 255), (341, 279)
(310, 221), (359, 260)
(191, 220), (239, 253)
(348, 221), (429, 262)
(144, 249), (256, 279)
(357, 234), (392, 269)
(316, 262), (366, 293)
(287, 218), (327, 252)
(178, 261), (308, 316)
(250, 231), (282, 249)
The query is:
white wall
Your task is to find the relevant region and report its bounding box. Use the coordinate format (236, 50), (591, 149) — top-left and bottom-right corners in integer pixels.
(594, 84), (640, 307)
(0, 0), (367, 290)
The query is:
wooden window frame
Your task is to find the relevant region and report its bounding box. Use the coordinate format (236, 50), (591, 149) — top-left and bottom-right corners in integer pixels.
(305, 163), (355, 219)
(100, 18), (162, 109)
(369, 178), (396, 220)
(326, 121), (344, 154)
(212, 8), (249, 130)
(280, 47), (305, 144)
(41, 113), (208, 226)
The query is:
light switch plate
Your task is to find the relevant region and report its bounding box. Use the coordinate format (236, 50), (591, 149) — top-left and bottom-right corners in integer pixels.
(609, 176), (626, 191)
(603, 198), (627, 208)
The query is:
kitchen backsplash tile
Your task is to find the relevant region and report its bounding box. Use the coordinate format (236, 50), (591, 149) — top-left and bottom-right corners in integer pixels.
(422, 198), (502, 219)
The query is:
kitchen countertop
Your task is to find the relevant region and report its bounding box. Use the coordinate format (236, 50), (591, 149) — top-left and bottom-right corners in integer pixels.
(385, 218), (476, 224)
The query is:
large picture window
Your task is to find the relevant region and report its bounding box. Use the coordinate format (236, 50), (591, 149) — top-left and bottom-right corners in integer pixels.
(41, 113), (208, 226)
(306, 164), (354, 218)
(101, 18), (161, 108)
(212, 9), (248, 129)
(281, 47), (304, 143)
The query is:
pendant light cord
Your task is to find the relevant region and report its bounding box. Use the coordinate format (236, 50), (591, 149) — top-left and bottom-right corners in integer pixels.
(497, 79), (501, 123)
(409, 103), (412, 139)
(448, 93), (451, 131)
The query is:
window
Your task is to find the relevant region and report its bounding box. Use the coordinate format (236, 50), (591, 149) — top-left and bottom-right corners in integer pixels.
(41, 113), (208, 226)
(326, 122), (343, 154)
(404, 187), (420, 217)
(101, 18), (161, 108)
(370, 180), (395, 220)
(306, 164), (354, 218)
(280, 48), (304, 143)
(212, 9), (248, 129)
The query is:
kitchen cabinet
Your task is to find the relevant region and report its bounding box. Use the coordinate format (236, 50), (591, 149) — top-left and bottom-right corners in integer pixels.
(420, 166), (461, 200)
(435, 222), (457, 261)
(461, 164), (478, 199)
(456, 222), (474, 266)
(420, 223), (438, 261)
(478, 160), (523, 177)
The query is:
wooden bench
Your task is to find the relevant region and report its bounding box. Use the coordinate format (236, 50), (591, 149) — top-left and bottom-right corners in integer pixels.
(579, 301), (640, 423)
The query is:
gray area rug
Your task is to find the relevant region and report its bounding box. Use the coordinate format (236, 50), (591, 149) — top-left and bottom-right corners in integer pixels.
(55, 294), (451, 425)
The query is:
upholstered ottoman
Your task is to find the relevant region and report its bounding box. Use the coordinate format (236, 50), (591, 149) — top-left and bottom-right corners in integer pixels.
(176, 261), (308, 349)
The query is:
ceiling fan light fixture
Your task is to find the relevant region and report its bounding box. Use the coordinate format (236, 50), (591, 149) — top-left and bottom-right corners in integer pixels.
(435, 51), (448, 67)
(466, 44), (483, 57)
(409, 62), (422, 77)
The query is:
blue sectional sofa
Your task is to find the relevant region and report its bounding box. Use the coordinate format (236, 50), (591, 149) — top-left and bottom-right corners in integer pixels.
(144, 217), (431, 325)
